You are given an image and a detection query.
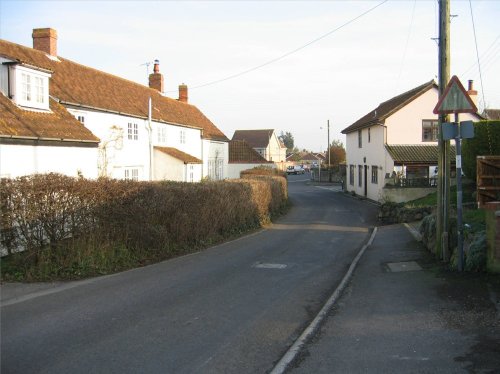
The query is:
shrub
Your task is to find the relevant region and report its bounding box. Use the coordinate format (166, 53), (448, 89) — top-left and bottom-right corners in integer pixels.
(464, 231), (487, 272)
(1, 173), (288, 281)
(462, 120), (500, 180)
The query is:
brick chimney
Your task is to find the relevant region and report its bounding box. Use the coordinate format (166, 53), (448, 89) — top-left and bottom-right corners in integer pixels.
(149, 60), (164, 93)
(32, 28), (58, 56)
(467, 79), (478, 106)
(178, 83), (188, 103)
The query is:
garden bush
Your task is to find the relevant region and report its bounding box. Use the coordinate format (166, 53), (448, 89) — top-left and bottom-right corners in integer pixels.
(0, 173), (288, 281)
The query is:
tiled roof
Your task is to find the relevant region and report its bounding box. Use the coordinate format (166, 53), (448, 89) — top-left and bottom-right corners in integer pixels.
(229, 140), (271, 163)
(300, 153), (320, 161)
(0, 94), (99, 143)
(483, 109), (500, 120)
(341, 80), (437, 134)
(232, 129), (274, 148)
(0, 39), (228, 142)
(385, 144), (456, 164)
(154, 146), (201, 164)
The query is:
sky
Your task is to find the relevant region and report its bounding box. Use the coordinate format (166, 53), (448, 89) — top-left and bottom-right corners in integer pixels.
(1, 0), (498, 151)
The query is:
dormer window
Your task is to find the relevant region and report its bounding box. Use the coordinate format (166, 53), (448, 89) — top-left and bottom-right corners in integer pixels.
(13, 65), (51, 111)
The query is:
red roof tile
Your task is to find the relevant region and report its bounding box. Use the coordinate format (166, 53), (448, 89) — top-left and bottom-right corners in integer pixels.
(341, 81), (437, 134)
(154, 146), (202, 164)
(229, 140), (271, 163)
(232, 129), (274, 148)
(0, 39), (228, 142)
(0, 94), (99, 143)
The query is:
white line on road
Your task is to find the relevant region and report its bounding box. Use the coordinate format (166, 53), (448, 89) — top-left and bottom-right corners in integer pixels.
(270, 227), (378, 374)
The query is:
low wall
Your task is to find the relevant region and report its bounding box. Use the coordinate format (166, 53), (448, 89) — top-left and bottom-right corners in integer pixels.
(382, 186), (436, 204)
(378, 202), (433, 224)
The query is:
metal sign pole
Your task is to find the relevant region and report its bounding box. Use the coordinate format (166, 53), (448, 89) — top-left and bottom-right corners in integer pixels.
(455, 112), (464, 271)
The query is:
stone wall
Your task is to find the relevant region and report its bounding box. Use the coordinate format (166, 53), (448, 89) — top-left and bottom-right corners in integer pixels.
(378, 202), (433, 224)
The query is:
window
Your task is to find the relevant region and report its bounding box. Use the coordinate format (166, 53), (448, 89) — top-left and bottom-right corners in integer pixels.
(422, 120), (439, 142)
(180, 130), (186, 144)
(358, 165), (363, 187)
(371, 166), (378, 184)
(17, 68), (50, 110)
(124, 168), (139, 181)
(77, 115), (85, 124)
(21, 73), (31, 102)
(368, 128), (371, 143)
(34, 76), (44, 104)
(189, 165), (194, 182)
(349, 165), (355, 186)
(128, 123), (138, 140)
(358, 130), (362, 148)
(208, 158), (224, 180)
(157, 126), (166, 143)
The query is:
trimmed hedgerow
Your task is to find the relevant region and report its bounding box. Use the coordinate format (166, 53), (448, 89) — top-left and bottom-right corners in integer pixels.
(0, 173), (288, 281)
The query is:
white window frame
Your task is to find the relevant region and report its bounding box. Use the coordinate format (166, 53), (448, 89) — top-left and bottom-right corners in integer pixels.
(180, 130), (186, 144)
(15, 66), (50, 110)
(124, 168), (139, 181)
(128, 123), (138, 141)
(157, 126), (167, 143)
(371, 165), (378, 184)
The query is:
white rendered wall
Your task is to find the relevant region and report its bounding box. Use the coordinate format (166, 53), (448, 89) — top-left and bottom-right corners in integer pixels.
(67, 108), (203, 181)
(0, 143), (98, 179)
(202, 140), (228, 180)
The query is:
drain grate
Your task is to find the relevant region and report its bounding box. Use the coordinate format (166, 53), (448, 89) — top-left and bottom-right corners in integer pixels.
(386, 261), (422, 272)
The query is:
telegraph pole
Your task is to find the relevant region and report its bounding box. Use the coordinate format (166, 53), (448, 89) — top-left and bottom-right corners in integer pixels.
(328, 120), (332, 182)
(437, 0), (451, 260)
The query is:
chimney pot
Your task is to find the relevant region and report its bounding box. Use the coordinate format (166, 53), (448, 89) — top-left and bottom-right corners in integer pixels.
(32, 28), (58, 56)
(178, 83), (188, 103)
(149, 59), (164, 93)
(467, 79), (478, 107)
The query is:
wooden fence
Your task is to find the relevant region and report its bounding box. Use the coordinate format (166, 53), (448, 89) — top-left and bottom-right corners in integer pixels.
(477, 156), (500, 209)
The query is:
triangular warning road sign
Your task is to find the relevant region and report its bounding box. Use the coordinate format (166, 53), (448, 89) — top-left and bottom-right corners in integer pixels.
(433, 75), (478, 114)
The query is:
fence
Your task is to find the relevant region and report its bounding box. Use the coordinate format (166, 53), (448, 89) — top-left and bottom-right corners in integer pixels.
(477, 156), (500, 209)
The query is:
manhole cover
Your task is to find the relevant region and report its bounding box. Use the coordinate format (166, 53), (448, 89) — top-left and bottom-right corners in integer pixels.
(253, 263), (287, 269)
(386, 261), (422, 272)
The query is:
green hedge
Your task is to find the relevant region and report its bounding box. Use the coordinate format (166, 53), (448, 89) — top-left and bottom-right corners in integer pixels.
(462, 120), (500, 180)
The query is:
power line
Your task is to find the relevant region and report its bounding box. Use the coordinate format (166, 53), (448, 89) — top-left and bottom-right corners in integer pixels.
(394, 0), (417, 94)
(185, 0), (389, 91)
(468, 0), (486, 112)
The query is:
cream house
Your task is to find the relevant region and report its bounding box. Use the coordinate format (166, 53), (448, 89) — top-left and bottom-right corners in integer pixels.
(0, 28), (229, 181)
(231, 129), (287, 169)
(341, 80), (481, 202)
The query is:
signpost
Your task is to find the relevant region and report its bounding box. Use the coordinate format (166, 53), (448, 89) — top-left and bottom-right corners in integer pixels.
(433, 75), (477, 271)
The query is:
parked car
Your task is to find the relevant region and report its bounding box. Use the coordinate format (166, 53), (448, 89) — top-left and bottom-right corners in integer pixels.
(287, 166), (305, 175)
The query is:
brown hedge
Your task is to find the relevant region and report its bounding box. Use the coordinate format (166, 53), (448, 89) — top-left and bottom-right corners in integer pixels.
(0, 173), (288, 280)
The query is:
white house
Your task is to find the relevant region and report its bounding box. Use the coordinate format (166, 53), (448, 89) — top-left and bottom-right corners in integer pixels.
(227, 140), (274, 178)
(0, 53), (100, 178)
(341, 80), (481, 202)
(231, 129), (287, 169)
(0, 28), (229, 181)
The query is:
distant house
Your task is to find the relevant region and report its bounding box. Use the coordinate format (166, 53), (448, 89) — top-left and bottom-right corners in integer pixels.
(0, 28), (228, 181)
(341, 79), (481, 202)
(483, 109), (500, 120)
(231, 129), (287, 168)
(227, 140), (274, 178)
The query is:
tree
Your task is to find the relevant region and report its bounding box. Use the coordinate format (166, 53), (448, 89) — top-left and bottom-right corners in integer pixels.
(327, 140), (346, 167)
(279, 131), (295, 153)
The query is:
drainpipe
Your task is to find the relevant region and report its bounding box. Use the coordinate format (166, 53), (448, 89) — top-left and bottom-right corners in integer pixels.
(148, 97), (153, 181)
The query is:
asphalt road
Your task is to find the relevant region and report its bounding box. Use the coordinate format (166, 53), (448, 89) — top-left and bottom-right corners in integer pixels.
(1, 175), (379, 374)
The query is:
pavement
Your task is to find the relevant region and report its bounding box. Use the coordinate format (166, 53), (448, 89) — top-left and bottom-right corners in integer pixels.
(2, 222), (500, 373)
(289, 222), (500, 373)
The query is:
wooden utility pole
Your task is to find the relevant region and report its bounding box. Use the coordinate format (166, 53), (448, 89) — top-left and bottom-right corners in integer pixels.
(437, 0), (451, 260)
